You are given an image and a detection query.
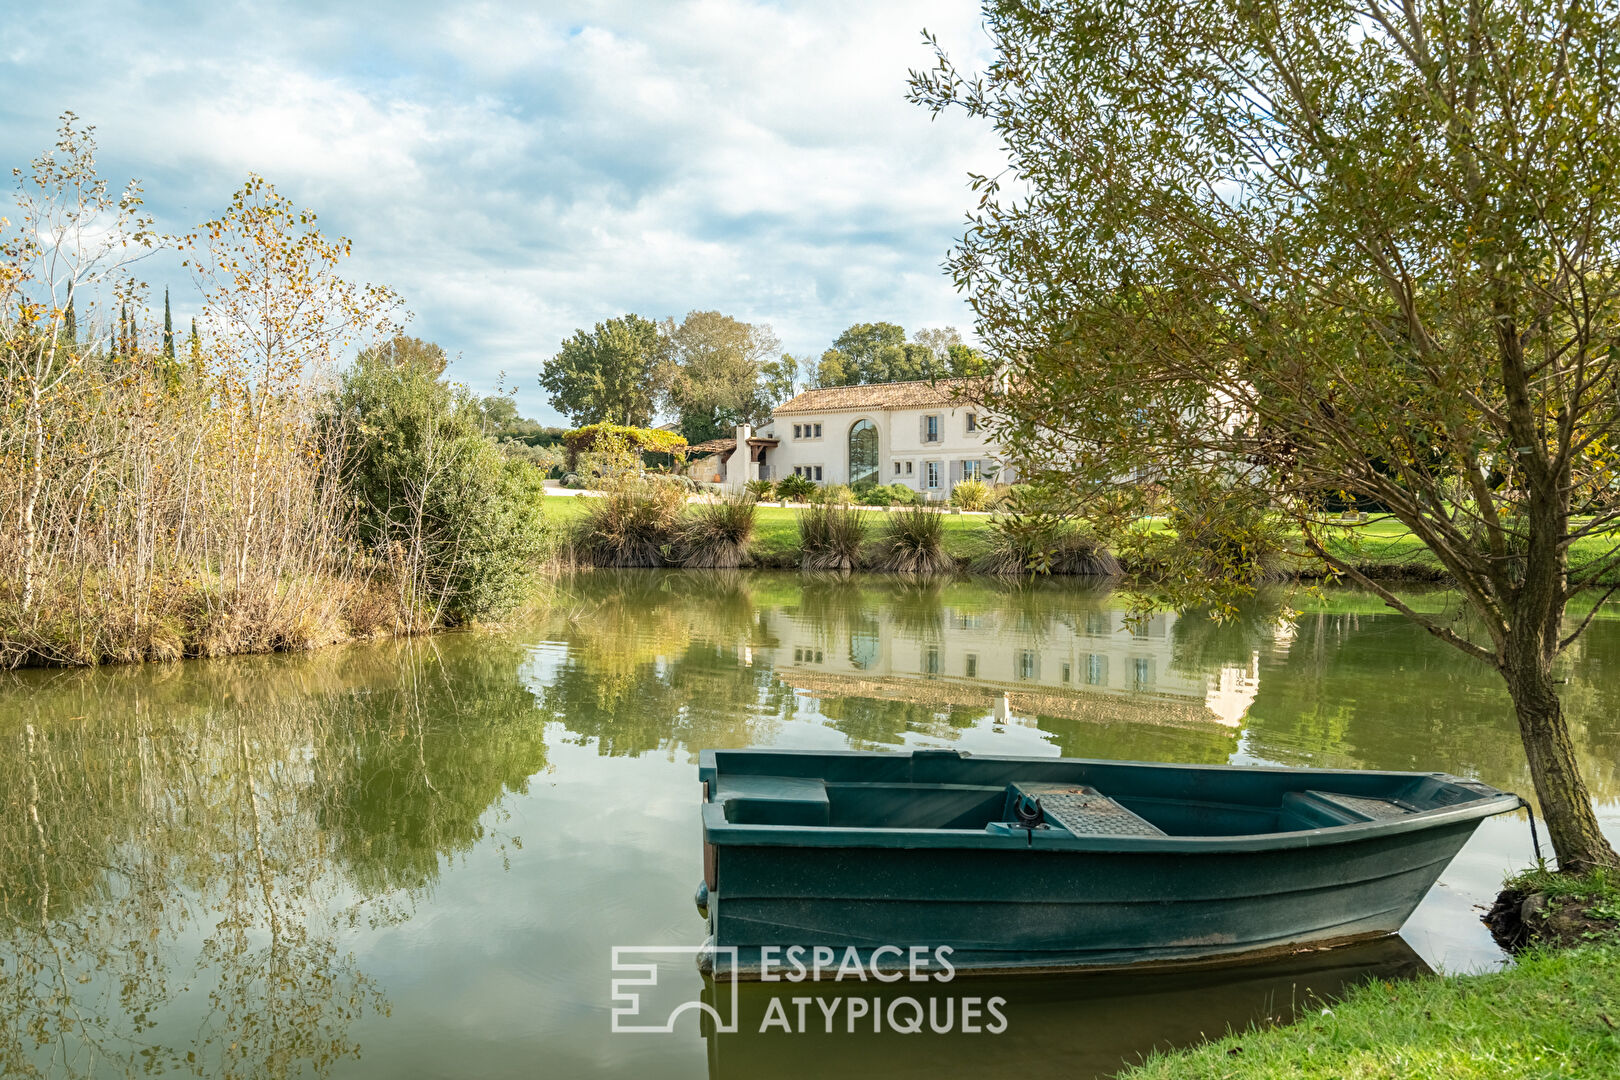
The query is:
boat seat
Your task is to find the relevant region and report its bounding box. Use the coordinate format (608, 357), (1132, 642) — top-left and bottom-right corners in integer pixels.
(715, 775), (830, 826)
(1010, 782), (1166, 838)
(1303, 790), (1419, 822)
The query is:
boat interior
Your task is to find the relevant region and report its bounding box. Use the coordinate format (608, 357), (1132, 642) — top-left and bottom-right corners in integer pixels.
(705, 749), (1505, 839)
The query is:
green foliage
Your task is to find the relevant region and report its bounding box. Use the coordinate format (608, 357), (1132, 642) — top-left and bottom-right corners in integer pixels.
(573, 480), (684, 567)
(161, 287), (174, 360)
(912, 0), (1620, 869)
(857, 483), (921, 507)
(744, 478), (775, 500)
(499, 439), (567, 475)
(799, 502), (867, 572)
(809, 482), (856, 505)
(1117, 478), (1289, 611)
(975, 514), (1121, 577)
(814, 322), (934, 387)
(562, 422), (688, 458)
(678, 496), (757, 569)
(335, 342), (547, 624)
(539, 314), (667, 427)
(663, 310), (782, 442)
(950, 478), (992, 511)
(774, 473), (816, 502)
(870, 506), (954, 574)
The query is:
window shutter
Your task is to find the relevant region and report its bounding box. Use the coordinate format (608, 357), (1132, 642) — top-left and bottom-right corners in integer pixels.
(950, 459), (962, 487)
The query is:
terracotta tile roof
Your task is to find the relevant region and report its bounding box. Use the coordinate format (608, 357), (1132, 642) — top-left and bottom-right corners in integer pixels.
(685, 438), (736, 457)
(685, 436), (780, 458)
(773, 377), (985, 415)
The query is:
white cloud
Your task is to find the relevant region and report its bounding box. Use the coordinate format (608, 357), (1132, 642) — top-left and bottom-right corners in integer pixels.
(1, 0), (1005, 423)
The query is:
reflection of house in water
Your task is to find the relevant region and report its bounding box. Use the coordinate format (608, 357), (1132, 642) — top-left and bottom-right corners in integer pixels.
(765, 605), (1260, 728)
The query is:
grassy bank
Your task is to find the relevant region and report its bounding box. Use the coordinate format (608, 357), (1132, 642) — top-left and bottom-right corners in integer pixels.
(545, 495), (1620, 582)
(1120, 942), (1620, 1080)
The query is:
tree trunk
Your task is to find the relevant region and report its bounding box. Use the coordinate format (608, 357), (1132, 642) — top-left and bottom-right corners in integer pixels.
(1502, 651), (1618, 873)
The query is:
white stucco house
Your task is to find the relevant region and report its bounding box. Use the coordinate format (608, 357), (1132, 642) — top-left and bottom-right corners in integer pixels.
(685, 378), (1013, 498)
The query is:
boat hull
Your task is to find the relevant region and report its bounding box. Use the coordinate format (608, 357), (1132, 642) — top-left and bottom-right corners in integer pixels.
(697, 748), (1518, 976)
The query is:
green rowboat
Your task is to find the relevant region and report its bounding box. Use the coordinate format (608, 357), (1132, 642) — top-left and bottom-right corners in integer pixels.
(696, 747), (1520, 976)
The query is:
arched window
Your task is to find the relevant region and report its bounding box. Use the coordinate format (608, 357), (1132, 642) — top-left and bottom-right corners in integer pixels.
(848, 419), (878, 488)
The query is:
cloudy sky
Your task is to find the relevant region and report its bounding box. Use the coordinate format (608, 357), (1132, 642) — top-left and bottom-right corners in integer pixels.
(1, 1), (1003, 424)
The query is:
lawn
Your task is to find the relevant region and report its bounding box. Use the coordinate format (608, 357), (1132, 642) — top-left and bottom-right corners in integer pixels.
(542, 494), (1620, 585)
(1121, 943), (1620, 1080)
(543, 494), (1000, 567)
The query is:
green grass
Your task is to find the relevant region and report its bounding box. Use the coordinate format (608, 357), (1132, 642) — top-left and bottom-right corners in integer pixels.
(1510, 866), (1620, 923)
(542, 495), (1620, 586)
(1121, 943), (1620, 1080)
(543, 495), (997, 567)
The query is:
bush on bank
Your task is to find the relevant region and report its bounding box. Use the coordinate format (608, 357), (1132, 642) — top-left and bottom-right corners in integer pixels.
(335, 343), (549, 626)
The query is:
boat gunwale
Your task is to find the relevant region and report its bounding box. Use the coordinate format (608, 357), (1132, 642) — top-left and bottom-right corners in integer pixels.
(697, 748), (1522, 854)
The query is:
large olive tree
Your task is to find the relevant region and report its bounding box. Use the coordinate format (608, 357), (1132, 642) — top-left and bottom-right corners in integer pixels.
(912, 0), (1620, 870)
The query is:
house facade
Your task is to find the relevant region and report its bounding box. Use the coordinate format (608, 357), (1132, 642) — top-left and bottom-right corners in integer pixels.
(686, 378), (1012, 498)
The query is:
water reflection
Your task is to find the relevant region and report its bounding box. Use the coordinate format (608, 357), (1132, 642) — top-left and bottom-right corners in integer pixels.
(0, 571), (1615, 1079)
(702, 936), (1430, 1080)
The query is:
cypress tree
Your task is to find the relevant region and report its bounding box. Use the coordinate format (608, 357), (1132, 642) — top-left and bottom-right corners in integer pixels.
(163, 288), (175, 360)
(63, 294), (76, 348)
(189, 317), (203, 373)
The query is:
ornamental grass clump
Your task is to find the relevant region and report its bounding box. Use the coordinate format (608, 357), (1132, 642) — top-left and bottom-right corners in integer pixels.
(869, 506), (955, 575)
(974, 515), (1121, 577)
(799, 502), (867, 572)
(774, 473), (816, 502)
(678, 496), (757, 569)
(574, 480), (684, 567)
(950, 478), (992, 511)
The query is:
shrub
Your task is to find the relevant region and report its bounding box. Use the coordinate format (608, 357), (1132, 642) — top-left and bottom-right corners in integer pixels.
(799, 502), (867, 571)
(337, 347), (548, 625)
(744, 478), (775, 501)
(679, 497), (757, 569)
(951, 478), (992, 511)
(573, 480), (684, 567)
(974, 515), (1122, 576)
(870, 506), (955, 574)
(775, 473), (816, 502)
(887, 484), (921, 506)
(810, 483), (856, 505)
(562, 472), (584, 489)
(859, 485), (896, 507)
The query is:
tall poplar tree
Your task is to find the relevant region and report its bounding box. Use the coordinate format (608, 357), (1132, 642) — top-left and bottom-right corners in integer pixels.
(163, 287), (174, 360)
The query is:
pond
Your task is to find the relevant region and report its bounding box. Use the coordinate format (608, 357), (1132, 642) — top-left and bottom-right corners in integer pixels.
(2, 571), (1617, 1079)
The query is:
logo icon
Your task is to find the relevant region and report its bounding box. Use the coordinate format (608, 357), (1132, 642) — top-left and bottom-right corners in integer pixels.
(610, 945), (738, 1034)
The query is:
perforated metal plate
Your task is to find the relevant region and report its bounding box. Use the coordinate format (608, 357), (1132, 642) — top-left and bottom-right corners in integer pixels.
(1014, 782), (1167, 837)
(1309, 791), (1415, 820)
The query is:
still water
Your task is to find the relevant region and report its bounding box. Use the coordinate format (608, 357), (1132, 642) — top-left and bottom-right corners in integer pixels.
(2, 572), (1617, 1079)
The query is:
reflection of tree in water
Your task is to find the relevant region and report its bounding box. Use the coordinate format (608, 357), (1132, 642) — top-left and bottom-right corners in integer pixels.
(1167, 592), (1290, 675)
(816, 696), (982, 750)
(1240, 607), (1620, 804)
(540, 573), (792, 757)
(0, 636), (550, 1078)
